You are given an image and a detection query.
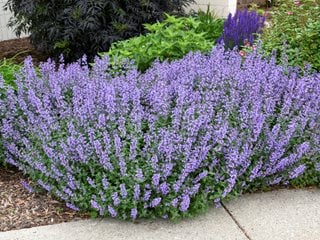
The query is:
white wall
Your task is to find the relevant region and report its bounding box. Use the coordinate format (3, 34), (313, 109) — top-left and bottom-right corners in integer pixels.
(0, 0), (21, 41)
(0, 0), (237, 41)
(187, 0), (237, 18)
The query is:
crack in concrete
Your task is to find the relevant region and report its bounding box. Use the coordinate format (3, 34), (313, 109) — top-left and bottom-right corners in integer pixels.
(221, 202), (252, 240)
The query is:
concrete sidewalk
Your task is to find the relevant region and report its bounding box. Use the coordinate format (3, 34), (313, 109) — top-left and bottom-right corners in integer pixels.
(0, 189), (319, 240)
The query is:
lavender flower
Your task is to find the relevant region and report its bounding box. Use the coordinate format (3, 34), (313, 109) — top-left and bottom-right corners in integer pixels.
(131, 208), (138, 219)
(214, 198), (221, 208)
(150, 197), (162, 208)
(136, 168), (144, 181)
(37, 179), (52, 192)
(21, 180), (34, 193)
(87, 177), (96, 188)
(66, 203), (80, 211)
(63, 187), (74, 198)
(179, 194), (190, 212)
(102, 176), (109, 190)
(91, 199), (99, 210)
(289, 165), (306, 179)
(159, 182), (170, 195)
(143, 190), (152, 202)
(108, 205), (117, 217)
(171, 198), (179, 208)
(152, 173), (161, 187)
(120, 184), (127, 198)
(112, 192), (120, 206)
(268, 177), (282, 185)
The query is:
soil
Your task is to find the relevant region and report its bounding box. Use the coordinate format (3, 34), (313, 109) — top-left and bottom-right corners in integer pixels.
(0, 37), (48, 65)
(0, 166), (90, 232)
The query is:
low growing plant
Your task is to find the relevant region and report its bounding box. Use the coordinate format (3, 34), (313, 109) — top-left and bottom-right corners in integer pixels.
(105, 13), (223, 72)
(261, 0), (320, 71)
(1, 47), (319, 220)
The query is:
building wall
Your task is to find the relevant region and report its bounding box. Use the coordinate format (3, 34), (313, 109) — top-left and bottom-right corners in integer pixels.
(0, 0), (16, 41)
(0, 0), (237, 41)
(186, 0), (237, 18)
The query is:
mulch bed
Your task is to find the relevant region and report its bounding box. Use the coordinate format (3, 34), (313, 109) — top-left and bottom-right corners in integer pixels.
(0, 166), (89, 232)
(0, 37), (47, 64)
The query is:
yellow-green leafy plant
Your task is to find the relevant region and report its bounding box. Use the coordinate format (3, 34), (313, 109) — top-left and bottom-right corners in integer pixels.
(104, 13), (223, 72)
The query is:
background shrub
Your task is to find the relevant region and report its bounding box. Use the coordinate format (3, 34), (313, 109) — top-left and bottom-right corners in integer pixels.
(261, 0), (320, 71)
(105, 13), (223, 72)
(5, 0), (194, 62)
(1, 47), (319, 220)
(217, 10), (265, 50)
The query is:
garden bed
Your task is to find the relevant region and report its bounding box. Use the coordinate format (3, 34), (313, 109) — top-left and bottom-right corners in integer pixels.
(0, 166), (89, 232)
(0, 37), (47, 64)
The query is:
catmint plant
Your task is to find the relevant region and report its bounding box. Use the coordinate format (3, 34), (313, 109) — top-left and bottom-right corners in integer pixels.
(0, 46), (319, 220)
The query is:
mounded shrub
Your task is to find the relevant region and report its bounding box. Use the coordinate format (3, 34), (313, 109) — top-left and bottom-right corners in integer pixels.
(217, 10), (265, 50)
(5, 0), (193, 62)
(105, 12), (224, 72)
(1, 47), (319, 220)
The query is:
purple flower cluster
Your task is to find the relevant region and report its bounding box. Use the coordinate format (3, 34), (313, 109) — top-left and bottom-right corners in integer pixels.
(0, 46), (319, 220)
(217, 10), (265, 49)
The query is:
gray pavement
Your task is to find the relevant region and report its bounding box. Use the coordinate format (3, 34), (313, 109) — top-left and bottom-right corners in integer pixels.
(224, 188), (320, 240)
(0, 189), (319, 240)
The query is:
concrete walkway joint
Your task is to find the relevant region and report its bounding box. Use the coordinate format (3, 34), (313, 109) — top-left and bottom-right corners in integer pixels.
(222, 202), (251, 240)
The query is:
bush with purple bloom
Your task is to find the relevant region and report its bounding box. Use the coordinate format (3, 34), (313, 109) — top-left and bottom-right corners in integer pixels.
(0, 46), (319, 220)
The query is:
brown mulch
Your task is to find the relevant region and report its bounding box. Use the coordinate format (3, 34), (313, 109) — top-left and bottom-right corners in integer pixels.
(0, 37), (48, 64)
(0, 166), (89, 232)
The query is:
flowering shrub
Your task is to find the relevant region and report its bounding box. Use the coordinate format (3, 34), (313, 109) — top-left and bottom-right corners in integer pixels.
(262, 0), (320, 71)
(217, 10), (265, 50)
(1, 47), (319, 219)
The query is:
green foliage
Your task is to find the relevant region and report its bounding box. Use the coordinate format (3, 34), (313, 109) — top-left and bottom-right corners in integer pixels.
(289, 157), (320, 187)
(261, 0), (320, 71)
(105, 13), (224, 72)
(0, 58), (21, 87)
